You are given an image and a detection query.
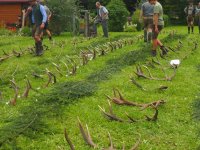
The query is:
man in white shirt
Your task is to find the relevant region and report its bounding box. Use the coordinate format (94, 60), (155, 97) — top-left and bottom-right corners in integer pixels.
(93, 2), (109, 37)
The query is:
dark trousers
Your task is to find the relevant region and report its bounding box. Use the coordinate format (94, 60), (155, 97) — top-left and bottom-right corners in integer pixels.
(93, 19), (108, 37)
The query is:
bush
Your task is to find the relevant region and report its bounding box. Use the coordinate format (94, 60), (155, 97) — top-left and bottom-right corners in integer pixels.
(0, 28), (14, 36)
(107, 0), (129, 32)
(46, 0), (78, 35)
(163, 14), (170, 27)
(132, 9), (143, 31)
(19, 27), (32, 36)
(124, 24), (137, 32)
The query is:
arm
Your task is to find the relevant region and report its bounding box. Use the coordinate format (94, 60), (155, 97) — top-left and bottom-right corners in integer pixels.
(153, 13), (159, 32)
(40, 5), (47, 28)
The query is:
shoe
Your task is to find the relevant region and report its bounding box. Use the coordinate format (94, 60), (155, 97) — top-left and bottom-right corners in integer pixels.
(49, 36), (52, 41)
(151, 50), (157, 57)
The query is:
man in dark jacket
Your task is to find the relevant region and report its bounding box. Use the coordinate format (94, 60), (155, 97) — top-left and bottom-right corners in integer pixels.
(29, 0), (47, 56)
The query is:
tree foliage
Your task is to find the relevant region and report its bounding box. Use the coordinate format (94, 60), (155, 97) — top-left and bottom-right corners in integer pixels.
(107, 0), (129, 32)
(47, 0), (79, 35)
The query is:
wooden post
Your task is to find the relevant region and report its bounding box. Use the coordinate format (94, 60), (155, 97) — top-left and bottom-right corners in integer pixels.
(22, 9), (26, 28)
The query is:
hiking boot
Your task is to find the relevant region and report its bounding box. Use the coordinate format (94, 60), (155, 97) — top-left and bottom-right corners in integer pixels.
(35, 41), (43, 56)
(151, 50), (157, 57)
(160, 46), (168, 56)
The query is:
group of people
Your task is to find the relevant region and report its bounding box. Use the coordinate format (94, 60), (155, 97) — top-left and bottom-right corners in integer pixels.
(26, 0), (52, 56)
(184, 1), (200, 34)
(140, 0), (168, 57)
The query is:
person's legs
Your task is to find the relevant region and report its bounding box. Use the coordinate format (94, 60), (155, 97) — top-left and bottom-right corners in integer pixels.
(93, 19), (101, 36)
(147, 18), (153, 43)
(46, 29), (52, 40)
(34, 26), (43, 56)
(101, 19), (108, 37)
(152, 25), (166, 56)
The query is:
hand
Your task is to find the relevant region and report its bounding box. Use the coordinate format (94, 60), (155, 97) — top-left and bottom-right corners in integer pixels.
(40, 23), (45, 29)
(155, 26), (159, 33)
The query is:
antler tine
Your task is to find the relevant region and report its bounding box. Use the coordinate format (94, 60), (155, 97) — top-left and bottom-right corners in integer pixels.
(145, 107), (158, 121)
(105, 94), (113, 101)
(125, 112), (137, 123)
(108, 132), (114, 149)
(23, 77), (31, 98)
(130, 134), (141, 150)
(142, 65), (153, 78)
(114, 88), (125, 100)
(64, 128), (75, 150)
(9, 79), (19, 106)
(98, 105), (124, 122)
(113, 88), (117, 97)
(77, 118), (97, 148)
(108, 100), (113, 115)
(130, 76), (146, 91)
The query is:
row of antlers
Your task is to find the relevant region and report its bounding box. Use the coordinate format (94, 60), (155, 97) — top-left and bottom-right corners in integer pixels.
(64, 118), (141, 150)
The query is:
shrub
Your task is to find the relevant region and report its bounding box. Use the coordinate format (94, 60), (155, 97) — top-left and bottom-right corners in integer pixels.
(46, 0), (79, 35)
(19, 27), (32, 36)
(163, 14), (170, 27)
(124, 24), (137, 32)
(0, 28), (14, 36)
(132, 9), (143, 31)
(107, 0), (129, 32)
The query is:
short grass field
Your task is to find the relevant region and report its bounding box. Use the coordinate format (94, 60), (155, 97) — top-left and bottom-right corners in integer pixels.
(0, 26), (200, 150)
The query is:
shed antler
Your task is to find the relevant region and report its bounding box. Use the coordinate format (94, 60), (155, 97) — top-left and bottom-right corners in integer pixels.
(78, 118), (97, 148)
(9, 79), (19, 106)
(106, 88), (142, 107)
(64, 128), (75, 150)
(44, 68), (56, 87)
(98, 100), (124, 122)
(103, 132), (116, 150)
(23, 76), (32, 98)
(145, 107), (158, 121)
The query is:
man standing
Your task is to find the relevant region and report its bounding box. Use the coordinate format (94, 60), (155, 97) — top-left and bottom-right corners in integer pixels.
(29, 0), (47, 56)
(150, 0), (167, 57)
(93, 2), (109, 37)
(140, 0), (154, 42)
(184, 2), (196, 34)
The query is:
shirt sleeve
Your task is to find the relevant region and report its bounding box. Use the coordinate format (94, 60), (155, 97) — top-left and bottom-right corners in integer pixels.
(154, 5), (159, 14)
(40, 5), (47, 23)
(102, 7), (108, 14)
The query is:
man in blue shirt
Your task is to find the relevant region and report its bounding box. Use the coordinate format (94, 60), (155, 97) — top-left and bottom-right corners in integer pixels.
(29, 0), (47, 56)
(93, 2), (109, 37)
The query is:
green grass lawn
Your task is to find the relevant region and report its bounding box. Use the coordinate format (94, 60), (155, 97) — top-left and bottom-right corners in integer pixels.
(0, 26), (200, 150)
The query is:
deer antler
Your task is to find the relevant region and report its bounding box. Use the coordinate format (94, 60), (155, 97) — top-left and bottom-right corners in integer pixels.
(103, 132), (116, 150)
(78, 118), (97, 148)
(140, 100), (166, 110)
(130, 76), (146, 91)
(44, 68), (56, 87)
(52, 62), (63, 76)
(98, 101), (124, 122)
(64, 128), (75, 150)
(9, 79), (19, 106)
(22, 76), (32, 98)
(106, 88), (142, 107)
(145, 107), (158, 121)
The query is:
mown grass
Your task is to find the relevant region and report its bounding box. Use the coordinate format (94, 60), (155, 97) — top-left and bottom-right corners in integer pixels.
(0, 27), (200, 150)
